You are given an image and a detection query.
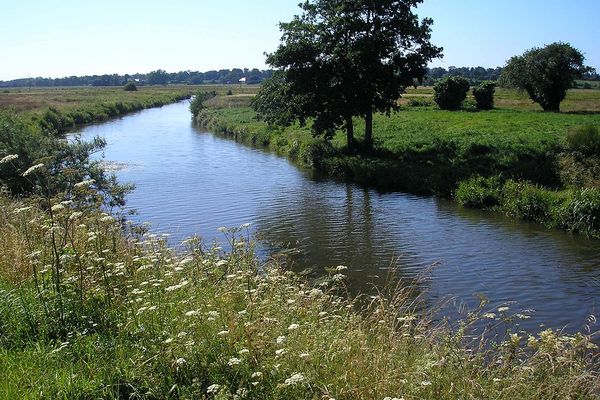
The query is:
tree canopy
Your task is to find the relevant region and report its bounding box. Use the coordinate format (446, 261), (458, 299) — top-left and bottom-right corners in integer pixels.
(252, 0), (442, 151)
(500, 43), (593, 112)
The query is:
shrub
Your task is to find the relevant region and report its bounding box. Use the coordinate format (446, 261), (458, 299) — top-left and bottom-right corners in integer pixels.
(123, 82), (137, 91)
(565, 125), (600, 156)
(455, 176), (503, 208)
(472, 81), (496, 110)
(433, 76), (470, 110)
(501, 180), (558, 223)
(558, 188), (600, 235)
(190, 91), (217, 118)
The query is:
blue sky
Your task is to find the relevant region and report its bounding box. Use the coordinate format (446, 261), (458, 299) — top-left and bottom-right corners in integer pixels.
(0, 0), (598, 80)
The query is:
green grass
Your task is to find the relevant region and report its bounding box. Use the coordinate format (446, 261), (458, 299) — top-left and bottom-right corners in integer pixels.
(0, 192), (597, 399)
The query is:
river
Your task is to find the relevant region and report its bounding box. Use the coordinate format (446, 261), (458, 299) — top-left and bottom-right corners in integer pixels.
(75, 100), (600, 337)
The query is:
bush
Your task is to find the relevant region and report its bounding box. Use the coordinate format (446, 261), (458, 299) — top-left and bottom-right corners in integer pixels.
(501, 180), (557, 223)
(472, 81), (496, 110)
(565, 125), (600, 156)
(558, 188), (600, 235)
(433, 76), (470, 110)
(455, 176), (503, 208)
(190, 91), (217, 118)
(123, 82), (137, 91)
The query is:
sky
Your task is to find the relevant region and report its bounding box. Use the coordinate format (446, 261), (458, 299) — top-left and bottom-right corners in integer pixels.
(0, 0), (599, 81)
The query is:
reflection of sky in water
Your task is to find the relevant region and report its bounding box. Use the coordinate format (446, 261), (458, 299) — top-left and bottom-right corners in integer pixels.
(76, 101), (600, 337)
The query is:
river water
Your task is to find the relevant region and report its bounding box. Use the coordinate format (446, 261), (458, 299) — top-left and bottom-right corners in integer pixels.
(76, 100), (600, 336)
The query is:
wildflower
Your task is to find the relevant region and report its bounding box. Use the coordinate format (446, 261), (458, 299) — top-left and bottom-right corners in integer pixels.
(284, 373), (306, 386)
(251, 371), (263, 378)
(309, 288), (323, 297)
(238, 348), (250, 355)
(332, 273), (346, 281)
(275, 348), (287, 357)
(217, 227), (227, 233)
(175, 357), (187, 366)
(288, 323), (300, 331)
(207, 384), (221, 394)
(335, 265), (347, 271)
(228, 357), (242, 366)
(483, 312), (496, 319)
(276, 335), (286, 344)
(164, 338), (174, 344)
(240, 222), (252, 229)
(299, 353), (310, 359)
(185, 310), (200, 317)
(383, 397), (405, 400)
(420, 381), (432, 386)
(208, 311), (219, 317)
(217, 330), (229, 336)
(216, 259), (227, 267)
(69, 212), (83, 220)
(0, 154), (18, 164)
(498, 306), (510, 313)
(51, 204), (65, 212)
(74, 179), (95, 188)
(509, 333), (521, 346)
(22, 163), (44, 176)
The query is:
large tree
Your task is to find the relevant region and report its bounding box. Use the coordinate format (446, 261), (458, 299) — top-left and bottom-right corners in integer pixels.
(252, 0), (442, 151)
(500, 43), (593, 112)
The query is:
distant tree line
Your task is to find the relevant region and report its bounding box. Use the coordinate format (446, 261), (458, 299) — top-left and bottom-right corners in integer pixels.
(2, 66), (597, 89)
(0, 68), (275, 88)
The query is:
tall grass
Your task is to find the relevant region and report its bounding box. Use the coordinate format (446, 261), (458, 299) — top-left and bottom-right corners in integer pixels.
(0, 184), (598, 398)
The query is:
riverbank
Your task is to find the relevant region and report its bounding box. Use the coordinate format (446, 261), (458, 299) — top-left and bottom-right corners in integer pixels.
(0, 86), (194, 134)
(197, 89), (600, 237)
(0, 192), (598, 399)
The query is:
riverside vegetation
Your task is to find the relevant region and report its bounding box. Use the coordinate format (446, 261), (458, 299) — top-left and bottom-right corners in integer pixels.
(0, 87), (598, 398)
(195, 86), (600, 237)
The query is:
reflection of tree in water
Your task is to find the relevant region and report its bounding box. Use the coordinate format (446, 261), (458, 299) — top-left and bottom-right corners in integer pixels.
(255, 181), (427, 299)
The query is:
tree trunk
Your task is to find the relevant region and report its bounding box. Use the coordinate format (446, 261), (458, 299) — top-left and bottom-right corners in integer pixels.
(364, 109), (373, 150)
(345, 115), (354, 152)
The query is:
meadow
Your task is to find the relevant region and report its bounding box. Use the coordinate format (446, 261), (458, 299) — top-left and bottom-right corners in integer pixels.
(197, 86), (600, 236)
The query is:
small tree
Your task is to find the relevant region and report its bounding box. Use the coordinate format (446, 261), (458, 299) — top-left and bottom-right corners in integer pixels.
(123, 82), (137, 91)
(433, 76), (470, 110)
(500, 42), (593, 112)
(472, 81), (496, 110)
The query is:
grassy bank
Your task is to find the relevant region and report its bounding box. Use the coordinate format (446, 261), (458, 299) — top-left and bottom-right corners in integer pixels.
(0, 191), (598, 399)
(197, 88), (600, 236)
(0, 86), (195, 135)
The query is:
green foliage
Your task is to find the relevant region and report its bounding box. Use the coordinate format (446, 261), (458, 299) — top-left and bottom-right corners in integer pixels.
(455, 176), (503, 208)
(257, 0), (442, 150)
(565, 125), (600, 155)
(500, 43), (592, 112)
(146, 69), (169, 85)
(559, 188), (600, 235)
(472, 81), (496, 110)
(123, 81), (137, 91)
(189, 90), (217, 118)
(433, 76), (470, 110)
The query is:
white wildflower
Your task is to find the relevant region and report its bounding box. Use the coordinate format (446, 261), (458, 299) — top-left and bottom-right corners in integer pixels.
(284, 373), (306, 386)
(275, 348), (287, 357)
(164, 338), (173, 344)
(238, 348), (250, 355)
(207, 384), (221, 394)
(335, 265), (347, 271)
(74, 179), (95, 188)
(51, 204), (65, 212)
(299, 353), (310, 359)
(498, 306), (510, 313)
(288, 323), (300, 331)
(22, 163), (44, 176)
(483, 312), (497, 319)
(217, 330), (229, 336)
(216, 259), (228, 267)
(276, 335), (286, 344)
(0, 154), (18, 164)
(251, 371), (263, 378)
(185, 310), (200, 317)
(420, 380), (432, 386)
(228, 357), (242, 366)
(175, 357), (187, 366)
(217, 226), (227, 233)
